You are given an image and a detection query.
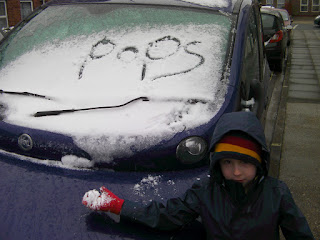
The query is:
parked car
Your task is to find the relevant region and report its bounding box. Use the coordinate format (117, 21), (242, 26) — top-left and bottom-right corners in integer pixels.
(261, 6), (292, 46)
(314, 15), (320, 26)
(261, 7), (288, 72)
(0, 0), (271, 239)
(274, 8), (292, 45)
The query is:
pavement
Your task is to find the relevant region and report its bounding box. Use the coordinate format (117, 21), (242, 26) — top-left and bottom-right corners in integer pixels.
(267, 16), (320, 239)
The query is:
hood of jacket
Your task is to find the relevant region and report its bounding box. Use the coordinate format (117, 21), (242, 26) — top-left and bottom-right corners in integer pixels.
(209, 111), (270, 177)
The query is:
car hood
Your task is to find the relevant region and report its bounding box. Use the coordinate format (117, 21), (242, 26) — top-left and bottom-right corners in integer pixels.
(0, 152), (209, 240)
(0, 94), (221, 166)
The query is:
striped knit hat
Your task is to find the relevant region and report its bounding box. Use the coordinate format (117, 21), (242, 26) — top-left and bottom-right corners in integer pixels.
(213, 131), (262, 166)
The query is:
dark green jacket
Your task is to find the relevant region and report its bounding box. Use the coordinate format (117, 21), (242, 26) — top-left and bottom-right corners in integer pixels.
(121, 112), (314, 240)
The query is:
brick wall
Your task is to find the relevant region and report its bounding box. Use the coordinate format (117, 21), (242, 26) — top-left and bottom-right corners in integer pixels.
(6, 0), (48, 27)
(260, 0), (320, 16)
(291, 0), (320, 16)
(33, 0), (42, 9)
(7, 0), (21, 26)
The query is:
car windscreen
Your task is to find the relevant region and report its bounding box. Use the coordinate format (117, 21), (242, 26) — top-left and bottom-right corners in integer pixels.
(0, 4), (232, 99)
(0, 4), (232, 161)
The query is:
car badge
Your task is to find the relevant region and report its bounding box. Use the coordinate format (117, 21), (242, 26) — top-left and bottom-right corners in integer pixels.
(18, 133), (33, 151)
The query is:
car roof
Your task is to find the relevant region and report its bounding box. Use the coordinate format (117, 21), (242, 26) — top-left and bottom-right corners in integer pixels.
(261, 6), (289, 15)
(46, 0), (248, 14)
(261, 6), (289, 12)
(273, 8), (289, 13)
(260, 7), (282, 18)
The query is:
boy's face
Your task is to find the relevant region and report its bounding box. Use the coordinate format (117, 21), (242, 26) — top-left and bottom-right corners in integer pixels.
(220, 158), (257, 187)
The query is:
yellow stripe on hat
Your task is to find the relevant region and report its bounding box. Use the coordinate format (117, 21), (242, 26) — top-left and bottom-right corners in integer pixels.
(215, 143), (261, 163)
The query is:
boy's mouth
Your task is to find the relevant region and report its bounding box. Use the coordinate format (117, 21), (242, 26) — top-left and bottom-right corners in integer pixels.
(234, 179), (245, 183)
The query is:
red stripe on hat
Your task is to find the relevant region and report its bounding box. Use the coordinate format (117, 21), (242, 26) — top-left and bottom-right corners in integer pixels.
(218, 135), (262, 156)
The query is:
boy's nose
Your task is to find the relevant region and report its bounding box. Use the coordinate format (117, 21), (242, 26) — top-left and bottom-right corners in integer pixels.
(233, 165), (242, 176)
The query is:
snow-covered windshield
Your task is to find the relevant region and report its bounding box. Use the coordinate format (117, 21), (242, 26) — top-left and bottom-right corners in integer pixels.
(0, 4), (232, 165)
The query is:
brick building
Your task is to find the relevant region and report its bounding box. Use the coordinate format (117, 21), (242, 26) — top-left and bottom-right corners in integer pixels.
(260, 0), (320, 16)
(0, 0), (51, 30)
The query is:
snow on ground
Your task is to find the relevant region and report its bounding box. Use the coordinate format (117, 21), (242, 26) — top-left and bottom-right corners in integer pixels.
(0, 5), (232, 166)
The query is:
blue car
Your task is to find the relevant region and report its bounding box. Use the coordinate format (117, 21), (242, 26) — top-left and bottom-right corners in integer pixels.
(0, 0), (270, 239)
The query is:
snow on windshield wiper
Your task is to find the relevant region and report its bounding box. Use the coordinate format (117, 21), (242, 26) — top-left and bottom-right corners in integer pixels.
(33, 97), (149, 117)
(0, 89), (51, 100)
(149, 97), (208, 104)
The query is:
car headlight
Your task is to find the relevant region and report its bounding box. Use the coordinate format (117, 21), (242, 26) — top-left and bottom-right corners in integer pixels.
(176, 136), (208, 164)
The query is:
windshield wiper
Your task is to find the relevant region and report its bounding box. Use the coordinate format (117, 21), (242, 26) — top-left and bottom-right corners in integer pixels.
(0, 89), (51, 100)
(33, 97), (149, 117)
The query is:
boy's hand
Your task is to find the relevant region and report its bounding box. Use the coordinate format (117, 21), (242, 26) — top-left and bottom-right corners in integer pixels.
(82, 186), (124, 214)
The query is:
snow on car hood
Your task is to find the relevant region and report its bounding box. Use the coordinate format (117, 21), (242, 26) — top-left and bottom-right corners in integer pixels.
(0, 5), (231, 163)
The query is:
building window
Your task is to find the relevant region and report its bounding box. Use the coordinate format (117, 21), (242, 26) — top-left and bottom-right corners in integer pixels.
(0, 0), (7, 29)
(300, 0), (308, 12)
(312, 0), (320, 11)
(277, 0), (285, 9)
(266, 0), (273, 6)
(20, 1), (34, 20)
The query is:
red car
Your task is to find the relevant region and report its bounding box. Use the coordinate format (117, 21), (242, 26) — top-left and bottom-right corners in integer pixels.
(261, 7), (288, 72)
(261, 6), (293, 46)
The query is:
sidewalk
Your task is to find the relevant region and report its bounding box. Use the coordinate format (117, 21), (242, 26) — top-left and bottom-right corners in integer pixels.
(292, 16), (315, 24)
(271, 20), (320, 238)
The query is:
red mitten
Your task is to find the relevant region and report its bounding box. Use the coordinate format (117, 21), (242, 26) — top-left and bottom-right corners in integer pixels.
(82, 186), (124, 214)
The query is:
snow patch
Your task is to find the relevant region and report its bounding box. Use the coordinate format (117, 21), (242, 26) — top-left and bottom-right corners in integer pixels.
(0, 149), (96, 170)
(61, 155), (94, 168)
(180, 0), (229, 8)
(133, 175), (162, 197)
(82, 189), (114, 210)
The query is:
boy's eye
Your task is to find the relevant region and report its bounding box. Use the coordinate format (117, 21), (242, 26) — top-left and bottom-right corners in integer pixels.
(222, 159), (231, 164)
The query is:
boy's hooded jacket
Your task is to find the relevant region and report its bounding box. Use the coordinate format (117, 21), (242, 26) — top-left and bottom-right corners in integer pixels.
(121, 112), (314, 240)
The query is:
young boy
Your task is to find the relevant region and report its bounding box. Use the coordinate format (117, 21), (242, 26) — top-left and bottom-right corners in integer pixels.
(82, 111), (314, 239)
